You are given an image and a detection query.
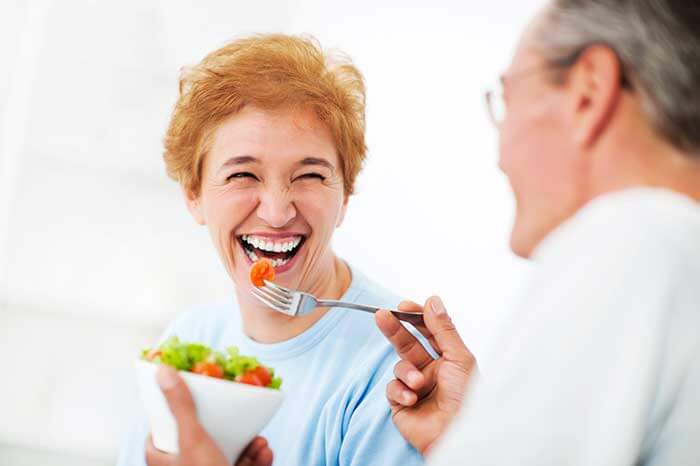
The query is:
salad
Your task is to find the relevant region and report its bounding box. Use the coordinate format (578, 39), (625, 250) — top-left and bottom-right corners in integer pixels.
(142, 336), (282, 390)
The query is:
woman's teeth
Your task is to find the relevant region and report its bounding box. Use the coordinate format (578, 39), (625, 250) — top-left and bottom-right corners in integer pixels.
(243, 248), (292, 268)
(241, 235), (302, 253)
(240, 234), (303, 268)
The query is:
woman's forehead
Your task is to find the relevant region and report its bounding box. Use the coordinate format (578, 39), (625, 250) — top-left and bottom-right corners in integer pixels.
(207, 106), (339, 170)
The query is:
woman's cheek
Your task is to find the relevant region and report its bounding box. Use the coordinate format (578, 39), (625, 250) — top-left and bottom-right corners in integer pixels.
(298, 202), (334, 239)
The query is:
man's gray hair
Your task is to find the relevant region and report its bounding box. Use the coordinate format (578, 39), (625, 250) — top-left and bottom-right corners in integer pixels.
(535, 0), (700, 155)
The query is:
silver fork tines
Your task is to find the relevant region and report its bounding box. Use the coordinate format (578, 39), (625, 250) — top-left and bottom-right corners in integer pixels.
(250, 280), (426, 329)
(250, 288), (290, 314)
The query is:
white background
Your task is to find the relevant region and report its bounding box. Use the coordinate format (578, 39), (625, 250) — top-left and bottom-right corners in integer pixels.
(0, 0), (544, 464)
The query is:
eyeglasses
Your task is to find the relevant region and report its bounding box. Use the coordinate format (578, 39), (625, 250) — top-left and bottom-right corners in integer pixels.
(484, 85), (506, 128)
(484, 64), (559, 128)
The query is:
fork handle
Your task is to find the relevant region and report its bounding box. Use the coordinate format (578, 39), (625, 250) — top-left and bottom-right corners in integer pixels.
(316, 300), (425, 327)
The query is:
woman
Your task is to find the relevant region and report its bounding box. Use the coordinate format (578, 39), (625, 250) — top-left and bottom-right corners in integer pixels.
(117, 34), (424, 466)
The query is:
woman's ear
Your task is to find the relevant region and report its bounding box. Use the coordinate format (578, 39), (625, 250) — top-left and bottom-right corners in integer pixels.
(182, 186), (206, 225)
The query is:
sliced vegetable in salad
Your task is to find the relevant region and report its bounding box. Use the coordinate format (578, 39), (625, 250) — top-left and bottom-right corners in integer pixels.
(142, 336), (282, 390)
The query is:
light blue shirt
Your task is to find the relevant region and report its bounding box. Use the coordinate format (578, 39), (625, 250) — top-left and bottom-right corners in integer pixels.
(117, 266), (424, 466)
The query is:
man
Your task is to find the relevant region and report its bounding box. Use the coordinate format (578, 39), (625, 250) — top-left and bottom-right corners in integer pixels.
(377, 0), (700, 464)
(144, 0), (700, 464)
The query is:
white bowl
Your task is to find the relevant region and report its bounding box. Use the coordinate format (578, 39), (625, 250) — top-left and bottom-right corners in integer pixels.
(136, 359), (284, 463)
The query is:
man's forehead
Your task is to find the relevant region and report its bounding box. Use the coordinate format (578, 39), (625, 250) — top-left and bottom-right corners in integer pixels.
(508, 8), (550, 73)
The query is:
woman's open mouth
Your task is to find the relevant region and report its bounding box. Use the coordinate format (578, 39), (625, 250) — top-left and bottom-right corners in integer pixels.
(237, 234), (306, 270)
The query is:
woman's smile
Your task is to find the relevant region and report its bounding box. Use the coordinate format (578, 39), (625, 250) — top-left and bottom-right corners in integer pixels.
(237, 232), (307, 273)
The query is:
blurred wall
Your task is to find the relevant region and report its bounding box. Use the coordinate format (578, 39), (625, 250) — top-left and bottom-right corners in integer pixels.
(0, 0), (543, 464)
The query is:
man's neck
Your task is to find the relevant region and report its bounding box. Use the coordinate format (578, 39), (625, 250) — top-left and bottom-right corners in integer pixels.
(235, 256), (352, 344)
(588, 140), (700, 204)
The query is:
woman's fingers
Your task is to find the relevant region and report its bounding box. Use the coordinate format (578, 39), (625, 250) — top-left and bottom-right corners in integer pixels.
(236, 436), (273, 466)
(386, 379), (418, 408)
(145, 436), (175, 466)
(375, 310), (434, 370)
(253, 445), (274, 466)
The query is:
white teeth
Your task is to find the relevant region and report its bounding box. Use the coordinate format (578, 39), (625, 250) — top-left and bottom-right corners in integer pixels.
(245, 248), (259, 262)
(270, 257), (291, 268)
(241, 235), (303, 253)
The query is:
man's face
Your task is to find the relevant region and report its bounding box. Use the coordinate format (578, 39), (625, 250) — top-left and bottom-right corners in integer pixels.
(499, 25), (589, 258)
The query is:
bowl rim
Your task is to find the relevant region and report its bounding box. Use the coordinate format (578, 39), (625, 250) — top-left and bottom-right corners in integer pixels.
(136, 359), (284, 395)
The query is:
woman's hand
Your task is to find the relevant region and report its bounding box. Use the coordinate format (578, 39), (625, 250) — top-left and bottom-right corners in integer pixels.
(145, 365), (274, 466)
(375, 296), (476, 455)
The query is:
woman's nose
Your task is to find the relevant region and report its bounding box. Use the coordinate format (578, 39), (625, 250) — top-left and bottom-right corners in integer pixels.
(256, 188), (297, 228)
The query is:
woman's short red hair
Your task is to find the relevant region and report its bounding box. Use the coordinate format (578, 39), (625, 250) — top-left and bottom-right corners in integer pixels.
(163, 34), (367, 196)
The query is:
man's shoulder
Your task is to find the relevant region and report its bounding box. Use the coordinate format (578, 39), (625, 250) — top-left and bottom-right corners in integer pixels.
(537, 188), (700, 271)
(521, 188), (700, 334)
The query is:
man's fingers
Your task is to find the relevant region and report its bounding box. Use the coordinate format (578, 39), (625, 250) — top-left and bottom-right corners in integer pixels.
(424, 296), (475, 367)
(386, 379), (418, 407)
(398, 300), (443, 352)
(397, 300), (423, 313)
(394, 358), (439, 399)
(393, 360), (424, 391)
(145, 435), (174, 466)
(156, 365), (202, 442)
(375, 310), (433, 370)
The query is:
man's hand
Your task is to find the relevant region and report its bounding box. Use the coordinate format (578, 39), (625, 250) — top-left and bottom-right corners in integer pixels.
(145, 365), (273, 466)
(375, 296), (476, 455)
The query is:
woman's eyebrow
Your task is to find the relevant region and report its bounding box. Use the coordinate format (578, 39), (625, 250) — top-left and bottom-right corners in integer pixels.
(298, 157), (335, 171)
(218, 155), (259, 172)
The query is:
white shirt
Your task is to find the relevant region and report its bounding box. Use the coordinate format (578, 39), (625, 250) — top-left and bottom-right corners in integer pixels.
(430, 188), (700, 466)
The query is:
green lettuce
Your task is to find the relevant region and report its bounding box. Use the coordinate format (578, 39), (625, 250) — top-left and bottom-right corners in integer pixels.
(141, 337), (282, 390)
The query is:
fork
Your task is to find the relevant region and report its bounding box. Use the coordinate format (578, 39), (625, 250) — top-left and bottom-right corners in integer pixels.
(251, 280), (425, 328)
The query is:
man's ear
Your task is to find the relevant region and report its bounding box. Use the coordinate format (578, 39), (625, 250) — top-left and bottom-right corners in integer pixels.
(336, 194), (349, 228)
(182, 186), (206, 225)
(567, 45), (623, 148)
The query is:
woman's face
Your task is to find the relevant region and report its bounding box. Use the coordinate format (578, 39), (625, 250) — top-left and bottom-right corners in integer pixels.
(185, 105), (348, 293)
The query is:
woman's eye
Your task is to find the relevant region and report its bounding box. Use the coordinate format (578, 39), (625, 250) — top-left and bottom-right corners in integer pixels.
(295, 173), (326, 182)
(227, 172), (258, 182)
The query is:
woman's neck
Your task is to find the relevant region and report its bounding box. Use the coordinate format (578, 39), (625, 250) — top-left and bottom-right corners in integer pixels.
(236, 256), (352, 344)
